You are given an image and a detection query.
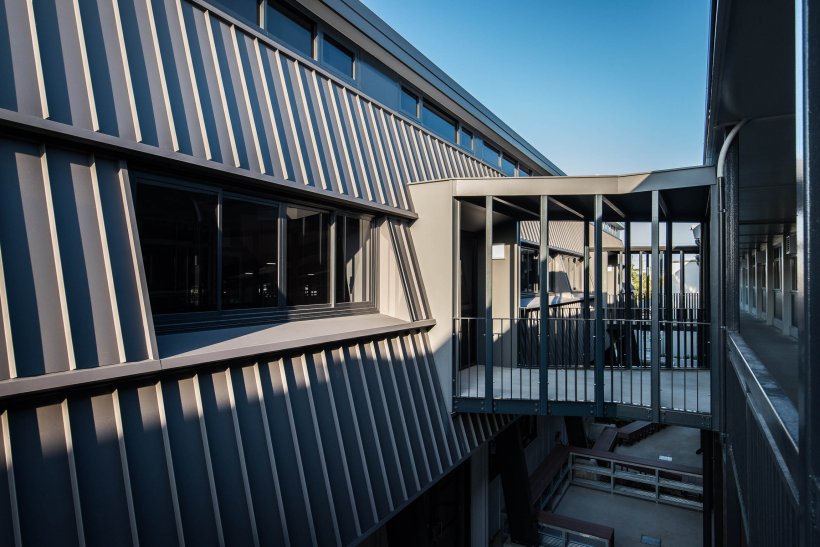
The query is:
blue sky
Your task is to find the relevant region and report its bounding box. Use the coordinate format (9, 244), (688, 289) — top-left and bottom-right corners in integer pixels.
(360, 0), (711, 176)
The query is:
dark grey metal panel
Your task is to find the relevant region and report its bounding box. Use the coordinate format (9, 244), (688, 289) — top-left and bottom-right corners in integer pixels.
(5, 0), (502, 220)
(162, 376), (224, 546)
(228, 365), (290, 546)
(67, 392), (135, 547)
(0, 139), (155, 379)
(198, 369), (259, 547)
(118, 383), (183, 547)
(0, 140), (73, 377)
(8, 403), (81, 547)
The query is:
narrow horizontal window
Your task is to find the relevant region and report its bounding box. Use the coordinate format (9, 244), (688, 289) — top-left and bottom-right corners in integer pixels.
(400, 88), (419, 117)
(324, 37), (354, 78)
(482, 141), (500, 167)
(267, 1), (314, 58)
(517, 165), (530, 177)
(459, 127), (473, 151)
(286, 206), (330, 305)
(222, 199), (279, 309)
(136, 184), (218, 314)
(336, 216), (373, 303)
(422, 102), (456, 143)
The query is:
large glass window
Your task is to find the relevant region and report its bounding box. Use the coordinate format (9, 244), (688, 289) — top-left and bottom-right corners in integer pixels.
(137, 181), (375, 323)
(324, 37), (354, 79)
(422, 102), (456, 143)
(136, 184), (218, 314)
(267, 1), (314, 58)
(286, 207), (330, 305)
(336, 216), (373, 303)
(222, 199), (279, 309)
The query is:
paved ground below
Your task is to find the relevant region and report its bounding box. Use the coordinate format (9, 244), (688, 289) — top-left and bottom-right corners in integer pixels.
(554, 485), (702, 547)
(615, 425), (703, 471)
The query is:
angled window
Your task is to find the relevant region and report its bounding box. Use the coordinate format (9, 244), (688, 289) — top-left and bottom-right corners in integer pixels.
(136, 184), (218, 314)
(482, 141), (500, 168)
(136, 180), (375, 327)
(422, 101), (456, 143)
(286, 206), (330, 305)
(336, 215), (373, 303)
(501, 154), (516, 176)
(323, 36), (355, 79)
(400, 88), (419, 117)
(222, 199), (279, 309)
(267, 1), (315, 58)
(517, 165), (530, 177)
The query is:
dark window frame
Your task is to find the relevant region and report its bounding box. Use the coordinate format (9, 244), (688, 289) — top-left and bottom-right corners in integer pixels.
(134, 175), (378, 332)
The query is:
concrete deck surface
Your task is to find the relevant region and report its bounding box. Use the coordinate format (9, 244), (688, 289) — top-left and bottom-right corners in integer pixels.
(614, 425), (703, 471)
(554, 486), (702, 547)
(738, 312), (798, 406)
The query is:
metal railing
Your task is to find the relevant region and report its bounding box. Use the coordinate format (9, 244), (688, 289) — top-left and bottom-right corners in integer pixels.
(568, 448), (704, 511)
(453, 294), (710, 414)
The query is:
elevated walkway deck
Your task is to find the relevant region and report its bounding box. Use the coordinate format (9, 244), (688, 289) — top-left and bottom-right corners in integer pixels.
(457, 366), (710, 414)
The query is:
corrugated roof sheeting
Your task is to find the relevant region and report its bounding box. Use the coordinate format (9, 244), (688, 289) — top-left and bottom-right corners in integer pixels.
(0, 331), (512, 546)
(520, 220), (623, 255)
(0, 137), (156, 380)
(521, 220), (585, 255)
(0, 0), (501, 214)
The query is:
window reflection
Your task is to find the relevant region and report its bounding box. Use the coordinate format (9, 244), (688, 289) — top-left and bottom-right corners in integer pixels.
(336, 216), (372, 303)
(287, 207), (330, 305)
(267, 1), (314, 57)
(324, 37), (354, 78)
(137, 184), (218, 314)
(222, 199), (279, 309)
(422, 102), (456, 143)
(400, 88), (419, 117)
(459, 127), (473, 151)
(501, 154), (516, 176)
(482, 141), (500, 167)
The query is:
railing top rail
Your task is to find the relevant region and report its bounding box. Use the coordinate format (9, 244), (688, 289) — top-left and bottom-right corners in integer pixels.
(569, 446), (703, 477)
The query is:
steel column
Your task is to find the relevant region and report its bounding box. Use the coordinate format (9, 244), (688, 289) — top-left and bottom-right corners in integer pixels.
(485, 196), (493, 410)
(651, 191), (661, 422)
(539, 196), (549, 414)
(665, 220), (674, 367)
(594, 195), (604, 415)
(583, 220), (591, 372)
(798, 0), (820, 544)
(625, 222), (633, 367)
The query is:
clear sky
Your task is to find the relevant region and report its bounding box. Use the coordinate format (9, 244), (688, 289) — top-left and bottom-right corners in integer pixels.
(360, 0), (711, 176)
